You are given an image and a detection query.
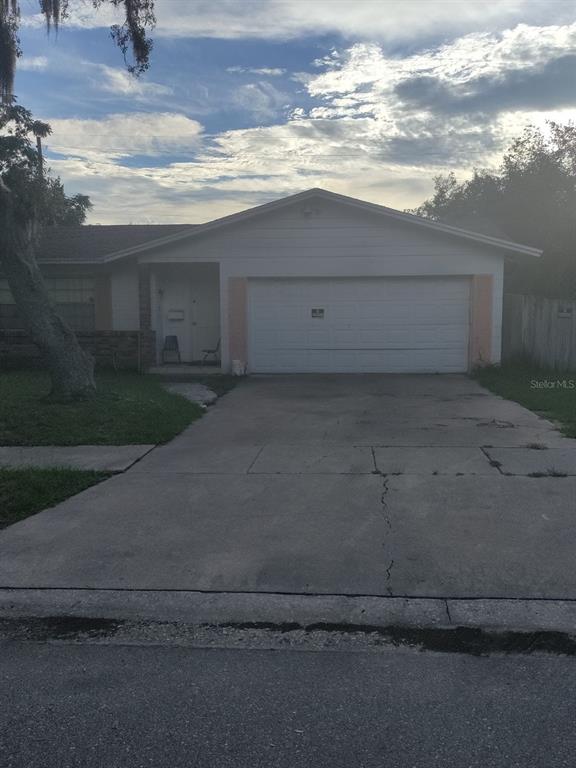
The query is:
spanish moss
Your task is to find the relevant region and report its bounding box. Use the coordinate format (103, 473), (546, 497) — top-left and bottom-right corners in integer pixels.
(0, 0), (19, 102)
(39, 0), (68, 30)
(0, 1), (154, 102)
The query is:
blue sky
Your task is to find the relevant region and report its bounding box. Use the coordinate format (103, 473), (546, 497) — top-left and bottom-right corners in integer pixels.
(13, 0), (576, 223)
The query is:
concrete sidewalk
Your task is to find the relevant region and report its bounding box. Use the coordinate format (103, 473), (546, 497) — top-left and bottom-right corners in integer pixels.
(0, 444), (155, 472)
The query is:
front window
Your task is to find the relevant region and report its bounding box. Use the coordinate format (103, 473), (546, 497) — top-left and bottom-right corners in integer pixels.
(0, 278), (96, 332)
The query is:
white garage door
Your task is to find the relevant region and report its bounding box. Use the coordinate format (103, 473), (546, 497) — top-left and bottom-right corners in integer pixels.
(248, 278), (470, 373)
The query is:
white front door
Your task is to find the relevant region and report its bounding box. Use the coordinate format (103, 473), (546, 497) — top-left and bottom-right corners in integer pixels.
(190, 288), (220, 360)
(248, 277), (470, 373)
(161, 280), (195, 362)
(157, 267), (220, 364)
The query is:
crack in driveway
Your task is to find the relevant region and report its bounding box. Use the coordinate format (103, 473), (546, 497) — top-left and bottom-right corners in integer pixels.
(379, 474), (395, 596)
(480, 446), (505, 475)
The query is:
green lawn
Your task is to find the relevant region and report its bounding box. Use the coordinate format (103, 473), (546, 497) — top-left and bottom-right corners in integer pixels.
(0, 371), (210, 446)
(475, 364), (576, 438)
(0, 468), (109, 529)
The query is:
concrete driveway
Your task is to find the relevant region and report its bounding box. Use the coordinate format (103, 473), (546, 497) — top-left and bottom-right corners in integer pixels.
(1, 374), (575, 599)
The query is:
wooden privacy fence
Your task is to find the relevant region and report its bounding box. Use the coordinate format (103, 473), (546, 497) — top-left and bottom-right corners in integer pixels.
(503, 293), (576, 369)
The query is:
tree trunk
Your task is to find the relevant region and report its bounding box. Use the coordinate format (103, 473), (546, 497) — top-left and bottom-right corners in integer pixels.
(0, 185), (96, 401)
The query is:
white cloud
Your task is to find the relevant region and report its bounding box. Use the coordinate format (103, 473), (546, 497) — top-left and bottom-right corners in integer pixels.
(305, 24), (576, 104)
(94, 64), (174, 98)
(298, 25), (576, 163)
(45, 109), (449, 223)
(19, 56), (49, 70)
(21, 3), (121, 30)
(17, 50), (175, 104)
(46, 113), (203, 162)
(38, 18), (576, 224)
(227, 66), (286, 76)
(233, 81), (289, 120)
(20, 0), (575, 43)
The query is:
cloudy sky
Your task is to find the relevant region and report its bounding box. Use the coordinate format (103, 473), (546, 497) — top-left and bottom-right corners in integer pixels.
(14, 0), (576, 223)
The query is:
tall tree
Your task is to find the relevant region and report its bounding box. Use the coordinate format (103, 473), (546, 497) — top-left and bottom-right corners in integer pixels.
(0, 105), (94, 398)
(411, 123), (576, 299)
(0, 0), (155, 400)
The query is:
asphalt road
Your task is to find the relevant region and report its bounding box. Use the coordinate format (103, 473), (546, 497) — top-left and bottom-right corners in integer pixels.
(2, 641), (576, 767)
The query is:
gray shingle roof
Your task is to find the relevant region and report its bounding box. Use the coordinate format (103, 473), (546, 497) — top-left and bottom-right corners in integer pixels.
(36, 225), (196, 263)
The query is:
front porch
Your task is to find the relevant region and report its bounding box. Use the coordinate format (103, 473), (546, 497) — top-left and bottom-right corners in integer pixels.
(144, 263), (221, 368)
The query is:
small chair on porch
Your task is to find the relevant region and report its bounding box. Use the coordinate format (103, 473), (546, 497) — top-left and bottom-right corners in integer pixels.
(162, 335), (181, 364)
(201, 338), (221, 366)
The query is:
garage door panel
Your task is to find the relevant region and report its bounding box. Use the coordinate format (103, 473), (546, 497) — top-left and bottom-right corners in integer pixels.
(255, 349), (303, 370)
(412, 303), (468, 324)
(332, 328), (408, 347)
(252, 329), (277, 348)
(360, 302), (468, 324)
(331, 329), (467, 350)
(328, 281), (464, 302)
(333, 302), (468, 325)
(251, 303), (301, 324)
(330, 350), (359, 369)
(413, 326), (469, 346)
(275, 329), (309, 348)
(249, 278), (470, 373)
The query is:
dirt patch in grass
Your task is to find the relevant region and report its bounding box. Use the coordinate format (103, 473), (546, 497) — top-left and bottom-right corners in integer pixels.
(150, 373), (239, 398)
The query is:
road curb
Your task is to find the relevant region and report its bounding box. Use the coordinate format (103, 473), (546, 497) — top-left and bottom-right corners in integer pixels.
(1, 588), (576, 636)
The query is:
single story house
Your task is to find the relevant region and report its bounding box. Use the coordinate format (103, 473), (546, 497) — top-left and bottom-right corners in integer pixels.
(0, 188), (541, 374)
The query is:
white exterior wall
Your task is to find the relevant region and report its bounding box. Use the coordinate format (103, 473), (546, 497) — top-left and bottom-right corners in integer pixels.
(134, 198), (506, 369)
(110, 262), (139, 330)
(491, 267), (504, 364)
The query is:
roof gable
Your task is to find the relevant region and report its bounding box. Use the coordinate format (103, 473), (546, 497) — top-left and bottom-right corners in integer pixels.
(109, 188), (541, 261)
(37, 189), (542, 264)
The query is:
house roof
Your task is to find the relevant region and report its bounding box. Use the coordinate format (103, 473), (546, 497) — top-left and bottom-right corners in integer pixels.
(36, 224), (196, 264)
(37, 188), (542, 264)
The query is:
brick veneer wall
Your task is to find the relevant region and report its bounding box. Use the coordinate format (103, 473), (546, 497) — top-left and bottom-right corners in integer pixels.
(0, 330), (156, 371)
